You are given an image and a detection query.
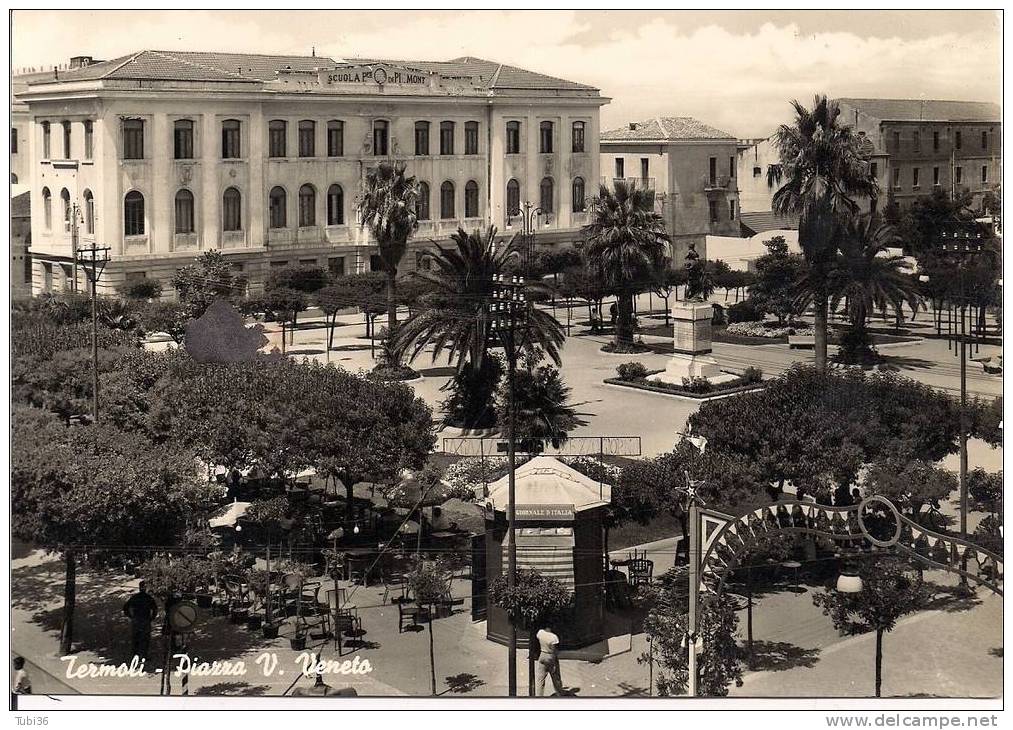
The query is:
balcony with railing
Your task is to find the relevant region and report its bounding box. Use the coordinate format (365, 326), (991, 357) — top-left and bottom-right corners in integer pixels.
(601, 177), (656, 191)
(705, 175), (733, 194)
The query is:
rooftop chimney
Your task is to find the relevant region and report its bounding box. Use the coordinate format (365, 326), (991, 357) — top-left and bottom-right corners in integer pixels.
(69, 55), (93, 69)
(629, 122), (638, 131)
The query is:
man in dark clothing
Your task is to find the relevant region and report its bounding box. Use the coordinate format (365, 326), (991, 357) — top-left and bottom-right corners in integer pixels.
(123, 581), (159, 662)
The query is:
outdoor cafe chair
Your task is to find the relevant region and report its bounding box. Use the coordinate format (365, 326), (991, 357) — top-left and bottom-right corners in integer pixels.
(628, 558), (654, 588)
(324, 588), (362, 656)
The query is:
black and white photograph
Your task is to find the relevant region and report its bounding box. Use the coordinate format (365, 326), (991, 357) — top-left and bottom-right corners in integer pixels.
(6, 8), (1005, 718)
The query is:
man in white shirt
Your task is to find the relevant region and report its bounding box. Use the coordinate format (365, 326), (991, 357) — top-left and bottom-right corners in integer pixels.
(534, 623), (565, 696)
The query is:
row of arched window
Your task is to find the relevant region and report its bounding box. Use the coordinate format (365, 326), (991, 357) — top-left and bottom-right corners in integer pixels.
(268, 184), (345, 228)
(414, 180), (481, 220)
(505, 177), (586, 215)
(40, 186), (95, 234)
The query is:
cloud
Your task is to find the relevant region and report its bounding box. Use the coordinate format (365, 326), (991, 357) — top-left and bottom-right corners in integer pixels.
(12, 11), (1000, 138)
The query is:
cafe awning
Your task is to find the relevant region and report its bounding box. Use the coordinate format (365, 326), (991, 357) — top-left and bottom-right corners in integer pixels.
(502, 527), (576, 589)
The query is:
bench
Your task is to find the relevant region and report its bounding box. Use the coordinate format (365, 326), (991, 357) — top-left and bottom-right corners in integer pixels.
(788, 335), (816, 349)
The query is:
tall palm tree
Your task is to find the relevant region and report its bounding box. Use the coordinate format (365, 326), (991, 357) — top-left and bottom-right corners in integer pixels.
(358, 160), (420, 354)
(827, 215), (922, 336)
(771, 95), (878, 372)
(583, 181), (670, 351)
(395, 226), (565, 370)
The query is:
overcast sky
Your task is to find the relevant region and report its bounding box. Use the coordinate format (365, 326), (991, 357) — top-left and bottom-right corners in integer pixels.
(11, 9), (1001, 137)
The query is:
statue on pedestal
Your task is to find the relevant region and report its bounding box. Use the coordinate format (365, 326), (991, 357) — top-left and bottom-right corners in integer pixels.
(683, 242), (714, 302)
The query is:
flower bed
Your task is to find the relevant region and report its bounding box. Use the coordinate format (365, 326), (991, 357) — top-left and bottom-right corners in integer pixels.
(606, 363), (766, 399)
(725, 321), (820, 339)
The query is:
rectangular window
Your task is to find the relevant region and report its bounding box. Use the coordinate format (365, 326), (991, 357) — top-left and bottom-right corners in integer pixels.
(268, 121), (287, 158)
(439, 121), (454, 155)
(328, 257), (345, 277)
(571, 121), (585, 153)
(709, 157), (717, 186)
(174, 194), (195, 234)
(955, 130), (962, 150)
(893, 131), (901, 151)
(981, 131), (988, 150)
(11, 128), (17, 154)
(981, 165), (988, 183)
(933, 166), (940, 185)
(298, 121), (315, 157)
(42, 121), (51, 159)
(62, 121), (71, 158)
(506, 122), (520, 154)
(84, 120), (93, 159)
(912, 168), (920, 187)
(893, 167), (901, 188)
(708, 200), (718, 223)
(271, 260), (289, 269)
(933, 131), (940, 151)
(373, 120), (388, 156)
(729, 156), (735, 178)
(122, 119), (144, 159)
(464, 122), (479, 155)
(956, 166), (963, 184)
(414, 122), (429, 156)
(640, 158), (649, 180)
(615, 158), (624, 178)
(327, 121), (343, 157)
(729, 200), (736, 220)
(174, 120), (194, 160)
(221, 120), (241, 159)
(913, 131), (920, 152)
(539, 122), (553, 154)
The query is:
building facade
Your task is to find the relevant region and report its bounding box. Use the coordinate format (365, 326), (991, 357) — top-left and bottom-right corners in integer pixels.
(11, 190), (32, 298)
(736, 98), (1000, 220)
(600, 117), (740, 263)
(20, 51), (606, 295)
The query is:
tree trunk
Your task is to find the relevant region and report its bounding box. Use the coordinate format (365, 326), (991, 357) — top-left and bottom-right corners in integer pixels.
(813, 289), (829, 374)
(60, 550), (76, 656)
(528, 626), (537, 696)
(345, 481), (355, 527)
(428, 608), (437, 696)
(874, 627), (883, 697)
(386, 270), (398, 341)
(616, 294), (635, 349)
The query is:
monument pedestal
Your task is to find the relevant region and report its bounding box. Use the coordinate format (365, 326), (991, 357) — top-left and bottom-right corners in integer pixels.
(648, 301), (738, 386)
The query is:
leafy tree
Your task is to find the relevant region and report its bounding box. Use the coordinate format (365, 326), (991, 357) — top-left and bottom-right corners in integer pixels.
(812, 557), (929, 697)
(358, 160), (420, 360)
(131, 300), (190, 343)
(967, 468), (1003, 519)
(405, 559), (452, 695)
(262, 286), (308, 344)
(558, 263), (610, 325)
(968, 397), (1003, 448)
(266, 264), (330, 294)
(651, 265), (687, 324)
(171, 250), (241, 318)
(771, 95), (879, 372)
(583, 181), (671, 351)
(396, 225), (564, 372)
(749, 236), (807, 324)
(441, 356), (503, 429)
(12, 406), (213, 655)
(489, 569), (573, 696)
(896, 187), (975, 259)
(863, 459), (957, 523)
(640, 587), (742, 696)
(118, 278), (164, 301)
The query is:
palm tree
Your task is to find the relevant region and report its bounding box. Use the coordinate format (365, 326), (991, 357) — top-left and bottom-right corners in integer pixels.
(358, 160), (420, 355)
(771, 95), (878, 372)
(583, 181), (670, 351)
(827, 215), (922, 339)
(497, 362), (588, 450)
(395, 226), (565, 371)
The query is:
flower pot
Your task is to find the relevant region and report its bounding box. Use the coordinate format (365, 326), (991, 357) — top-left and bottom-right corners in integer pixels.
(196, 594), (213, 609)
(230, 608), (249, 624)
(211, 600), (228, 617)
(262, 624), (279, 639)
(289, 635), (306, 651)
(246, 615), (263, 630)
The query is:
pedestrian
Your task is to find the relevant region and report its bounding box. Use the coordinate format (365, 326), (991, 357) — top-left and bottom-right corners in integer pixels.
(534, 622), (566, 697)
(12, 656), (31, 695)
(123, 581), (159, 662)
(609, 302), (617, 326)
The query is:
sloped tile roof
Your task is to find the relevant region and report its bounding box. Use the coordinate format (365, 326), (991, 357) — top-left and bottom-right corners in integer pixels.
(739, 211), (798, 236)
(838, 98), (1000, 123)
(602, 117), (736, 141)
(11, 190), (31, 218)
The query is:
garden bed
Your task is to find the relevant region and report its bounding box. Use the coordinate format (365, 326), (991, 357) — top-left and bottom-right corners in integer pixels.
(604, 369), (766, 400)
(600, 342), (653, 355)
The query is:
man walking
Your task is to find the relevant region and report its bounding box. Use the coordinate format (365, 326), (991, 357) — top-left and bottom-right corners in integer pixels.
(123, 581), (159, 663)
(534, 622), (566, 697)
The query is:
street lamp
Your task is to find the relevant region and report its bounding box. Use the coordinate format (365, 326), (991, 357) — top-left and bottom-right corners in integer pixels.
(836, 564), (863, 594)
(489, 273), (528, 697)
(506, 201), (550, 276)
(76, 241), (111, 423)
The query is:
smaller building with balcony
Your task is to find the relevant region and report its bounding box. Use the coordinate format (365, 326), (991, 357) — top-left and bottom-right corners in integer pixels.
(600, 116), (740, 264)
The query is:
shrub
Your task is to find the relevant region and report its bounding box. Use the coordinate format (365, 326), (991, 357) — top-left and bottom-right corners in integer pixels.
(119, 279), (164, 301)
(727, 300), (765, 324)
(741, 366), (763, 384)
(681, 376), (713, 393)
(616, 362), (648, 381)
(711, 303), (726, 326)
(836, 327), (878, 364)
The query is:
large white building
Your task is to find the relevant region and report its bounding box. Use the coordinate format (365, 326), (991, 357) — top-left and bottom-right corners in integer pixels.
(20, 50), (607, 295)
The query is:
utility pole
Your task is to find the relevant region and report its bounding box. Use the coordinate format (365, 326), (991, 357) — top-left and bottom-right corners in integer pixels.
(70, 202), (80, 293)
(683, 471), (705, 697)
(490, 273), (528, 697)
(77, 240), (110, 423)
